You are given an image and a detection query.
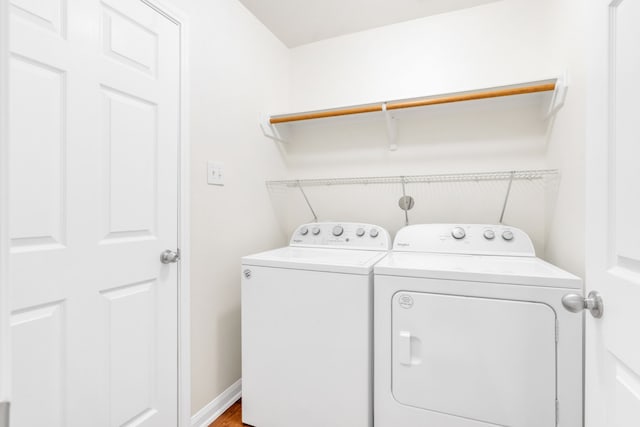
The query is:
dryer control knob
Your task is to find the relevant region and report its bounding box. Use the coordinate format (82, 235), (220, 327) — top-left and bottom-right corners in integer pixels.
(451, 227), (466, 240)
(300, 226), (309, 236)
(332, 225), (344, 236)
(312, 227), (321, 235)
(502, 230), (514, 241)
(356, 228), (365, 237)
(370, 228), (379, 238)
(483, 229), (495, 240)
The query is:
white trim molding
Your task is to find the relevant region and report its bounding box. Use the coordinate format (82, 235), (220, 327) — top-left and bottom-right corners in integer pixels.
(0, 0), (12, 404)
(191, 379), (242, 427)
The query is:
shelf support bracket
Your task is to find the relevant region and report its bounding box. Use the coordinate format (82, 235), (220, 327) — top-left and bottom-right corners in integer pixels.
(545, 74), (568, 120)
(382, 102), (398, 151)
(259, 115), (287, 143)
(297, 181), (318, 223)
(498, 171), (515, 224)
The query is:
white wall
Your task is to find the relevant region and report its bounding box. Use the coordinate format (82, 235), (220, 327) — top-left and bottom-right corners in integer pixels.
(540, 0), (586, 277)
(288, 1), (558, 112)
(273, 0), (585, 274)
(165, 0), (290, 415)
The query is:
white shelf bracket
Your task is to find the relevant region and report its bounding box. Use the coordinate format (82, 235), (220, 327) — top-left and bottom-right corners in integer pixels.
(545, 74), (568, 120)
(382, 102), (398, 151)
(259, 115), (287, 143)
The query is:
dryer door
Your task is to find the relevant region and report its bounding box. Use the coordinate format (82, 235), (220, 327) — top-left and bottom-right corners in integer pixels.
(392, 291), (557, 427)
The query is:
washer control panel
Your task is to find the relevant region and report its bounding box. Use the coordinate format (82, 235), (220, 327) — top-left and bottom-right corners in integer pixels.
(290, 222), (391, 250)
(393, 224), (535, 256)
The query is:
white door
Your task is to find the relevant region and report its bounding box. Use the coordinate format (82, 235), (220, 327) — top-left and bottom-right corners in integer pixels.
(7, 0), (180, 426)
(585, 0), (640, 426)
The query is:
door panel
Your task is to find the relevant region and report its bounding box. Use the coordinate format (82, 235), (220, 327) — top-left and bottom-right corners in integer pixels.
(11, 302), (65, 427)
(9, 55), (66, 251)
(102, 4), (157, 77)
(102, 86), (158, 240)
(586, 0), (640, 425)
(8, 0), (180, 425)
(102, 280), (158, 426)
(612, 359), (640, 425)
(613, 0), (640, 262)
(10, 0), (65, 35)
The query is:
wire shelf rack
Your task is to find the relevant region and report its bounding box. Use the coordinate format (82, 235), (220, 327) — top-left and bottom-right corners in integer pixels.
(266, 169), (559, 188)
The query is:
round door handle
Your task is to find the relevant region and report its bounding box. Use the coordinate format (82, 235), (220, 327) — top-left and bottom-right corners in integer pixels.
(561, 291), (603, 318)
(161, 249), (181, 264)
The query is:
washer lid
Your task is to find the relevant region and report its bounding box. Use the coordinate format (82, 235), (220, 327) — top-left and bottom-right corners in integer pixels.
(242, 246), (388, 274)
(375, 252), (581, 288)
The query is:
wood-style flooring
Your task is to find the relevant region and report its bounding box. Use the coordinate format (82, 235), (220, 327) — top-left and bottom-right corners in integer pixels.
(209, 399), (247, 427)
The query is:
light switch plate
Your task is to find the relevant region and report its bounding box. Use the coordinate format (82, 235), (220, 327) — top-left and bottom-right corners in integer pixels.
(207, 161), (224, 185)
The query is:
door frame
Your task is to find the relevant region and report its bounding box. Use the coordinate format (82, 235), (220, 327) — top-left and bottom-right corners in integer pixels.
(140, 2), (191, 425)
(584, 0), (607, 425)
(0, 0), (10, 409)
(0, 0), (193, 424)
(0, 0), (11, 412)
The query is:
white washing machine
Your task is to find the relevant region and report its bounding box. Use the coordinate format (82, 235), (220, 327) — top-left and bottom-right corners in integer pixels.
(241, 222), (391, 427)
(374, 224), (583, 427)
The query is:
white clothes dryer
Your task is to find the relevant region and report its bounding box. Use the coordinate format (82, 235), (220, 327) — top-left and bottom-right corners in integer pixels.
(374, 224), (583, 427)
(242, 222), (391, 427)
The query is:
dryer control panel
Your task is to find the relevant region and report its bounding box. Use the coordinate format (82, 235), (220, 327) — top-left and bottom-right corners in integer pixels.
(290, 222), (391, 251)
(393, 224), (535, 257)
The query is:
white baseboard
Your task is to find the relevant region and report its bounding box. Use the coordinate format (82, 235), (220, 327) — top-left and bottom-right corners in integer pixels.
(191, 378), (242, 427)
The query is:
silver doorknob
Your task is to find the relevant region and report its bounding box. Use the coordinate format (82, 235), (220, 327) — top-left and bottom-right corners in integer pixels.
(561, 291), (603, 318)
(161, 249), (181, 264)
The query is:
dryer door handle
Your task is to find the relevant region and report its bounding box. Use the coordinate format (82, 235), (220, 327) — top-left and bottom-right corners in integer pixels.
(398, 331), (412, 365)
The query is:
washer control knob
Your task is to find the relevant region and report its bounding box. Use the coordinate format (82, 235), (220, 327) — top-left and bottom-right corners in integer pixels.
(300, 226), (309, 236)
(483, 229), (495, 240)
(369, 228), (379, 238)
(502, 230), (514, 241)
(451, 227), (466, 240)
(356, 228), (365, 237)
(332, 225), (344, 236)
(312, 227), (321, 235)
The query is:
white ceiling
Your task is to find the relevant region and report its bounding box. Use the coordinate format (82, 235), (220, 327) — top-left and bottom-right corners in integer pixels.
(238, 0), (501, 48)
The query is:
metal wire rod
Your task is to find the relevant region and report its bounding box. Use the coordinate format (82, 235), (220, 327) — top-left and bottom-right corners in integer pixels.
(499, 171), (515, 224)
(401, 177), (410, 226)
(297, 180), (318, 222)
